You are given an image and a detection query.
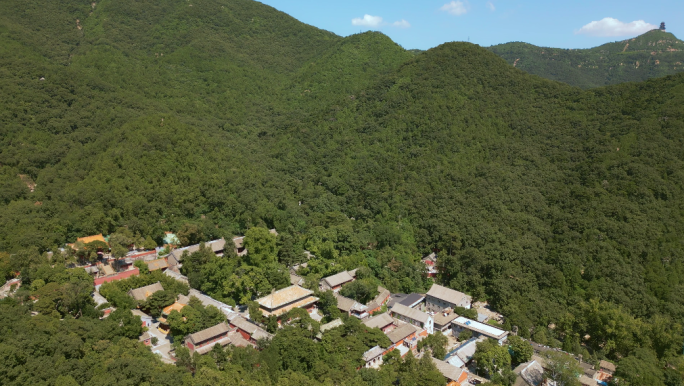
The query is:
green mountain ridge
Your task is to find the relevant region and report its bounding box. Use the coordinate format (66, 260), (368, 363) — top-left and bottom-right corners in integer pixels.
(2, 0), (684, 385)
(489, 29), (684, 88)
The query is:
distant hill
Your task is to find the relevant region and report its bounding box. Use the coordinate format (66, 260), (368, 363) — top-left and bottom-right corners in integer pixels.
(2, 1), (684, 384)
(488, 29), (684, 88)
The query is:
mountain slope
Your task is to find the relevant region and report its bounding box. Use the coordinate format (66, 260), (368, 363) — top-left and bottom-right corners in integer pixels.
(273, 42), (684, 324)
(0, 0), (416, 250)
(489, 29), (684, 88)
(1, 2), (684, 384)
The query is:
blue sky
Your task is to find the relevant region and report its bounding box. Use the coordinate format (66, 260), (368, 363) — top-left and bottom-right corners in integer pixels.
(258, 0), (682, 50)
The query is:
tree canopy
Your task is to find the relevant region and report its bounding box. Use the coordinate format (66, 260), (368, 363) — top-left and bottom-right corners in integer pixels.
(1, 0), (684, 383)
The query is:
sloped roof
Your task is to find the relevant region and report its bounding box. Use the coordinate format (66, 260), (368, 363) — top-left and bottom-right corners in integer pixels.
(334, 293), (367, 313)
(446, 354), (465, 368)
(514, 360), (545, 386)
(164, 269), (189, 284)
(167, 249), (183, 267)
(426, 284), (471, 305)
(252, 328), (272, 341)
(257, 285), (315, 310)
(76, 234), (107, 244)
(232, 236), (245, 249)
(580, 375), (598, 386)
(230, 315), (273, 341)
(320, 318), (344, 333)
(131, 309), (152, 319)
(167, 239), (224, 267)
(129, 250), (157, 260)
(102, 265), (115, 276)
(366, 301), (381, 311)
(432, 357), (465, 382)
(262, 295), (319, 317)
(188, 289), (233, 316)
(145, 258), (168, 271)
(207, 238), (226, 253)
(363, 312), (395, 329)
(391, 303), (431, 324)
(322, 271), (355, 288)
(373, 286), (391, 305)
(162, 302), (186, 316)
(455, 336), (487, 363)
(600, 360), (616, 372)
(139, 331), (151, 342)
(186, 322), (230, 345)
(385, 323), (417, 344)
(193, 336), (232, 355)
(227, 331), (252, 348)
(290, 273), (304, 286)
(128, 282), (164, 301)
(363, 346), (385, 361)
(422, 252), (437, 263)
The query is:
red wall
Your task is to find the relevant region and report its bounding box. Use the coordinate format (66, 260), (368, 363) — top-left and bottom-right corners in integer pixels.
(238, 329), (251, 341)
(94, 268), (140, 286)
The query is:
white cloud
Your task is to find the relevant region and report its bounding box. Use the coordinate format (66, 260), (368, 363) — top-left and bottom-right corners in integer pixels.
(440, 1), (469, 16)
(393, 19), (411, 28)
(486, 1), (495, 11)
(352, 14), (383, 27)
(575, 17), (657, 37)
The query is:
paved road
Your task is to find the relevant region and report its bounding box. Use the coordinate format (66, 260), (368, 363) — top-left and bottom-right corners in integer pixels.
(146, 320), (175, 362)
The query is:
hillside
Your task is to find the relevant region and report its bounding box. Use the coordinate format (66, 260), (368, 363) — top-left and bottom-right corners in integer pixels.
(489, 29), (684, 88)
(2, 1), (684, 385)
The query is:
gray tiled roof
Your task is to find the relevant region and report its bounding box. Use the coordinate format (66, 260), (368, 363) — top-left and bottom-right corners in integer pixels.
(127, 282), (164, 301)
(363, 312), (394, 329)
(432, 357), (464, 382)
(334, 293), (367, 313)
(385, 323), (416, 344)
(363, 346), (385, 361)
(390, 303), (431, 324)
(186, 322), (230, 346)
(322, 271), (355, 288)
(426, 284), (471, 305)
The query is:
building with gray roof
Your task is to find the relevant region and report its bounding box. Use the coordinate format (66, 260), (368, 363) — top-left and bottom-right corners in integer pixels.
(320, 270), (355, 292)
(127, 282), (164, 302)
(425, 284), (472, 312)
(390, 303), (433, 334)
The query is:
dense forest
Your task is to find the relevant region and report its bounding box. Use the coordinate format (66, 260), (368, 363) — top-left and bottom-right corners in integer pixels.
(1, 0), (684, 384)
(489, 29), (684, 88)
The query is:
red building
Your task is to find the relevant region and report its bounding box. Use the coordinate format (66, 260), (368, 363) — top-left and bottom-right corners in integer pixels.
(363, 312), (397, 333)
(227, 314), (273, 344)
(94, 268), (140, 287)
(184, 322), (231, 355)
(422, 253), (438, 278)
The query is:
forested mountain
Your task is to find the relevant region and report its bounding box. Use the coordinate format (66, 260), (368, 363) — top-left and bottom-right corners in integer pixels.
(489, 29), (684, 88)
(2, 0), (684, 385)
